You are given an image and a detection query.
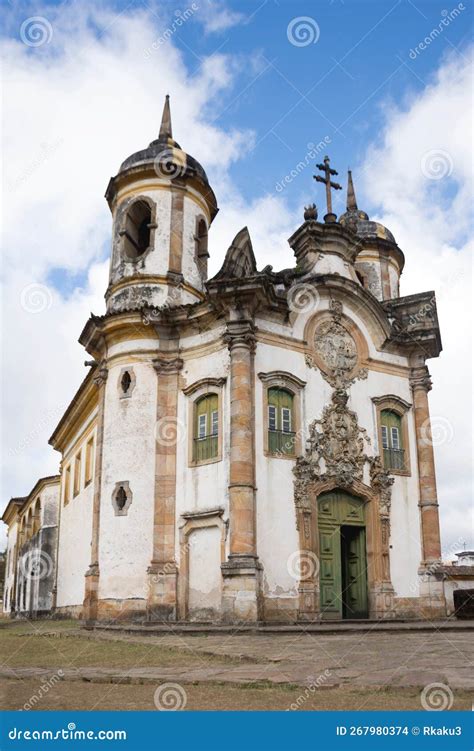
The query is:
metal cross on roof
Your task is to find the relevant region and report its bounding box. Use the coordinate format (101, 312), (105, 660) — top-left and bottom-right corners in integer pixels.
(314, 156), (342, 220)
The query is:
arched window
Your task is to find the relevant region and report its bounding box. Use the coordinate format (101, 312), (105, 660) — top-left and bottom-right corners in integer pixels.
(268, 388), (295, 456)
(122, 200), (153, 260)
(32, 498), (41, 536)
(193, 394), (218, 462)
(195, 218), (209, 280)
(381, 409), (404, 470)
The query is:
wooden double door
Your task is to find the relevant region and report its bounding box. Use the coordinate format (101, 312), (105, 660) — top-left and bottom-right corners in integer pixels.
(318, 490), (368, 620)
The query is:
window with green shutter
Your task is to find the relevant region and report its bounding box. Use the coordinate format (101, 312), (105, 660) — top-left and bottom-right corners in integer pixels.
(268, 388), (295, 456)
(381, 409), (405, 470)
(193, 394), (218, 462)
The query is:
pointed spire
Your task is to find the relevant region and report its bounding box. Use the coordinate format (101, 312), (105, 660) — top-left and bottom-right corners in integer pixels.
(346, 169), (358, 211)
(159, 94), (172, 140)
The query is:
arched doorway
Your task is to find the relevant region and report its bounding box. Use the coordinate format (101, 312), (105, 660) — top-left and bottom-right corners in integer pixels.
(318, 490), (368, 620)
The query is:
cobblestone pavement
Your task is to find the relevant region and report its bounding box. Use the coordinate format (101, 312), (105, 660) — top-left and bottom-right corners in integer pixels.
(2, 628), (472, 690)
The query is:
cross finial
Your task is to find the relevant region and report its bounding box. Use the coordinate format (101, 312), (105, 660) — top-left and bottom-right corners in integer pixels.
(314, 156), (342, 222)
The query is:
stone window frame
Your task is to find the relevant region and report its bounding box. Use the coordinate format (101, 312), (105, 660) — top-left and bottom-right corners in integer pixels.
(194, 215), (209, 281)
(372, 395), (412, 477)
(118, 195), (157, 264)
(84, 435), (94, 487)
(177, 507), (227, 620)
(73, 450), (82, 498)
(118, 366), (136, 399)
(258, 371), (306, 460)
(183, 377), (226, 468)
(111, 481), (133, 517)
(63, 464), (71, 506)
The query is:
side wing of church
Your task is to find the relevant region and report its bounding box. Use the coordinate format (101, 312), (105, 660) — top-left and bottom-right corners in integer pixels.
(3, 97), (449, 623)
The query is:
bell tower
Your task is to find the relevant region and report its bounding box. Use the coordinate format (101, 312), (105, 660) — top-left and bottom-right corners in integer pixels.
(104, 96), (218, 313)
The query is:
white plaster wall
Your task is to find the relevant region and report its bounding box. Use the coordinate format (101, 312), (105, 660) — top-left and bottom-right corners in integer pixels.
(56, 479), (94, 608)
(3, 521), (18, 613)
(98, 358), (157, 600)
(175, 349), (230, 565)
(188, 526), (222, 616)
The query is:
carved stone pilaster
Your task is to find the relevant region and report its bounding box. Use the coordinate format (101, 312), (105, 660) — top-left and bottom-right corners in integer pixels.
(93, 361), (108, 388)
(223, 320), (256, 353)
(152, 356), (184, 375)
(409, 365), (432, 393)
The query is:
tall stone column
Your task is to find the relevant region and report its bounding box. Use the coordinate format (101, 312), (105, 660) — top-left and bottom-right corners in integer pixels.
(147, 336), (183, 621)
(221, 319), (262, 622)
(83, 362), (108, 624)
(410, 365), (442, 564)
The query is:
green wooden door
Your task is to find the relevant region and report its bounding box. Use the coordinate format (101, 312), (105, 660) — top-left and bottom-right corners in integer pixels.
(318, 491), (368, 620)
(341, 526), (368, 619)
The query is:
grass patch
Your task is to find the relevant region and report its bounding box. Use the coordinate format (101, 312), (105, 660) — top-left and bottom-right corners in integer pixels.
(2, 678), (472, 711)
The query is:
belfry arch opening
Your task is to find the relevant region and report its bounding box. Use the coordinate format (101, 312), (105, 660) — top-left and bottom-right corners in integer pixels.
(122, 199), (153, 260)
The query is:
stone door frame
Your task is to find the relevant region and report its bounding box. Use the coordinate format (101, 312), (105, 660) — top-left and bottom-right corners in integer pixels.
(296, 477), (394, 621)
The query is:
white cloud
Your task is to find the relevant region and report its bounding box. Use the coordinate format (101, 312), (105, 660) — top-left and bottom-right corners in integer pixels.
(198, 0), (245, 34)
(359, 47), (473, 557)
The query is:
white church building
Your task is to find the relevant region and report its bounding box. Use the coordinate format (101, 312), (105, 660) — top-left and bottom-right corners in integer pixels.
(3, 97), (448, 624)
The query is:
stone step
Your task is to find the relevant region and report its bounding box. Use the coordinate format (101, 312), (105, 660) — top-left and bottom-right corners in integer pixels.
(89, 618), (474, 636)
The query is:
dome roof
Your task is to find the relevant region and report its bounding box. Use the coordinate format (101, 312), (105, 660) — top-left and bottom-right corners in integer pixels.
(118, 95), (210, 186)
(338, 170), (396, 245)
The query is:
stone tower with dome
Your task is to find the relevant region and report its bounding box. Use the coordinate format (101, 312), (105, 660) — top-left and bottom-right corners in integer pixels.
(2, 98), (446, 624)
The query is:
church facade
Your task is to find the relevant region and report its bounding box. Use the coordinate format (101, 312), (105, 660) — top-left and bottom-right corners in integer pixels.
(3, 98), (447, 624)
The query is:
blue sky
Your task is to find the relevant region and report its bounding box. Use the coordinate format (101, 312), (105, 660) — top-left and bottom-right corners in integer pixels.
(4, 0), (471, 220)
(1, 0), (472, 553)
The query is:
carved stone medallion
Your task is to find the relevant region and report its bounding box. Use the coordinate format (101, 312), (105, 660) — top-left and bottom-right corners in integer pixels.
(314, 318), (358, 374)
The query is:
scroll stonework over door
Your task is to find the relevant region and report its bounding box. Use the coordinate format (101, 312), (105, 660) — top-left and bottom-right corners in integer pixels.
(292, 387), (395, 619)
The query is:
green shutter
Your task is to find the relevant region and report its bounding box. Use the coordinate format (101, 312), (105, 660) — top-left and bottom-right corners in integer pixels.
(381, 409), (404, 470)
(268, 388), (295, 456)
(194, 394), (218, 462)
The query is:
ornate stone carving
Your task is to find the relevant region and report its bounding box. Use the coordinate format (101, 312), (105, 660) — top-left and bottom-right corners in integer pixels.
(306, 300), (367, 389)
(409, 365), (432, 393)
(306, 389), (369, 485)
(370, 456), (394, 518)
(152, 356), (184, 375)
(293, 388), (394, 526)
(93, 362), (108, 388)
